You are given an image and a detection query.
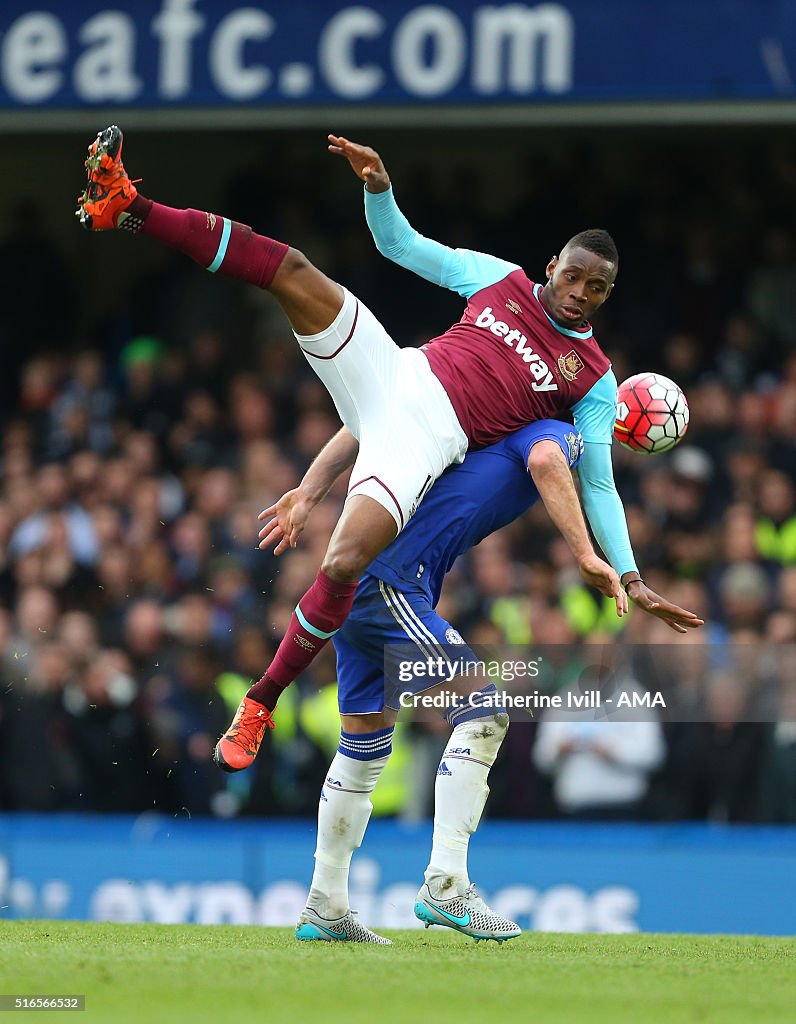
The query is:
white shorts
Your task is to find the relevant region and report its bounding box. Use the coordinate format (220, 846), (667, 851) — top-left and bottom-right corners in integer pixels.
(294, 288), (467, 531)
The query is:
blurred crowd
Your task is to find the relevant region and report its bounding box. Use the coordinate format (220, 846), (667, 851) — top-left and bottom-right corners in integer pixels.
(0, 131), (795, 823)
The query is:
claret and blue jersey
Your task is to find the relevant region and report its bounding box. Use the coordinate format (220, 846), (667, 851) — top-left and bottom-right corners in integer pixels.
(363, 186), (637, 579)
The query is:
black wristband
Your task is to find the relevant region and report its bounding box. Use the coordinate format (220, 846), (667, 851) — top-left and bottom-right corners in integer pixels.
(623, 577), (645, 593)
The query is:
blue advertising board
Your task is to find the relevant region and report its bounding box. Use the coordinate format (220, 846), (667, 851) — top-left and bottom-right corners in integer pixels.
(1, 815), (794, 935)
(0, 1), (794, 111)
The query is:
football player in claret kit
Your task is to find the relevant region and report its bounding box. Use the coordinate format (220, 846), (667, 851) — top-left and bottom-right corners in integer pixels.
(76, 127), (703, 775)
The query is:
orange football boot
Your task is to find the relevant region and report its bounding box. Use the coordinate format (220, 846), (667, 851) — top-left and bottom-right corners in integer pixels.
(76, 125), (138, 231)
(213, 697), (275, 772)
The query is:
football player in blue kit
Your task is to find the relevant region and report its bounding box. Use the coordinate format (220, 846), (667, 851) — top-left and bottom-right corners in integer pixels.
(259, 418), (626, 944)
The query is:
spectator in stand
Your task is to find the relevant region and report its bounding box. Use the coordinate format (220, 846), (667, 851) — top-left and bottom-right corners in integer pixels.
(755, 469), (796, 565)
(661, 447), (720, 576)
(669, 670), (765, 822)
(123, 600), (169, 684)
(0, 639), (77, 810)
(532, 642), (665, 819)
(8, 463), (99, 569)
(724, 439), (769, 506)
(765, 352), (796, 441)
(57, 611), (100, 673)
(63, 650), (165, 812)
(746, 227), (796, 352)
(149, 645), (229, 816)
(715, 563), (771, 633)
(47, 350), (116, 458)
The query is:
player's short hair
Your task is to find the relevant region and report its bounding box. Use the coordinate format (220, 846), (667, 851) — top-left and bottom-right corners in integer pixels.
(563, 229), (618, 267)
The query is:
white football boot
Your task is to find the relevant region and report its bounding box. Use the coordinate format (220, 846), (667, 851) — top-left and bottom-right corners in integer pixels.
(414, 881), (521, 942)
(295, 906), (392, 944)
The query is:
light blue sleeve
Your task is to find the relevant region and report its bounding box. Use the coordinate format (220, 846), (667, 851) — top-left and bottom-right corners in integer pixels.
(364, 187), (520, 299)
(572, 370), (639, 577)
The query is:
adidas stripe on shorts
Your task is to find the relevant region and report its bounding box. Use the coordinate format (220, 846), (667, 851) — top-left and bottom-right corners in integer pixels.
(334, 575), (480, 714)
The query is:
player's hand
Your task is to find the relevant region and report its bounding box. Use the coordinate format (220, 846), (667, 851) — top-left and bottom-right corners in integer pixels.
(626, 582), (705, 634)
(577, 553), (628, 617)
(327, 135), (391, 193)
(258, 488), (316, 555)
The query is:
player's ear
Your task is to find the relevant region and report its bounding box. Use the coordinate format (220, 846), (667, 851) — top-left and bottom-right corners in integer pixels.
(545, 255), (558, 280)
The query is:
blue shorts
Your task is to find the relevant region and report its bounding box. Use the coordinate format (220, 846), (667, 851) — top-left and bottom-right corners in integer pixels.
(334, 576), (479, 714)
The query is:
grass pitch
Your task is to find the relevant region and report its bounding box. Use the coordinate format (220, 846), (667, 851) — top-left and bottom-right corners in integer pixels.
(1, 922), (794, 1024)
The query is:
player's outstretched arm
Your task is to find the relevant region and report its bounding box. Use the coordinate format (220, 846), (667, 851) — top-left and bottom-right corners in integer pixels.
(527, 441), (627, 617)
(258, 427), (359, 554)
(328, 135), (519, 299)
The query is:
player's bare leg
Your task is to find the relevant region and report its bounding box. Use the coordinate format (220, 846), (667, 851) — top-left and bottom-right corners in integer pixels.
(267, 249), (344, 336)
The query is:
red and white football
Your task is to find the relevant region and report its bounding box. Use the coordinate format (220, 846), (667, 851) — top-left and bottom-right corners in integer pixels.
(614, 372), (689, 454)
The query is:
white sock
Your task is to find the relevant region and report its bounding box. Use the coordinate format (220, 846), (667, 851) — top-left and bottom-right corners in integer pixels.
(425, 711), (508, 898)
(307, 728), (392, 919)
